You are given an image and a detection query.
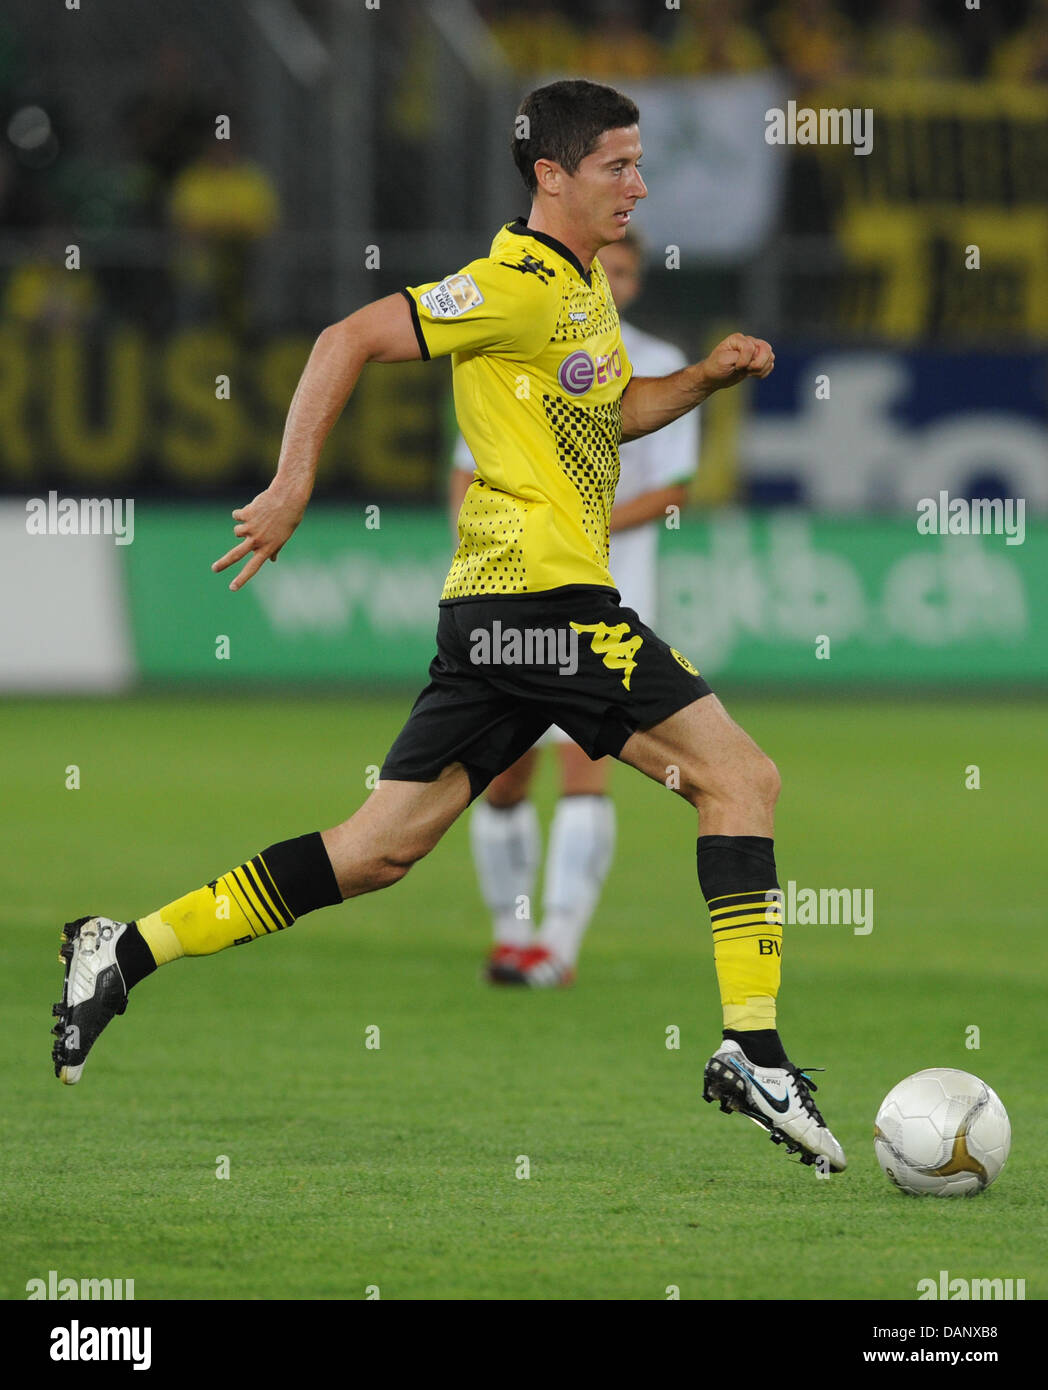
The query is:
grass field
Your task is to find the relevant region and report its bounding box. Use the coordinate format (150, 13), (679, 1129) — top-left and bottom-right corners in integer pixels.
(2, 693), (1045, 1301)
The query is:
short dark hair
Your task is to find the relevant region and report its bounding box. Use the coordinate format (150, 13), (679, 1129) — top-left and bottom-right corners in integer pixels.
(511, 80), (640, 196)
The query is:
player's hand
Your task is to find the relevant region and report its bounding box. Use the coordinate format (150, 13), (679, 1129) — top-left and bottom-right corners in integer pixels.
(211, 482), (307, 591)
(700, 333), (775, 390)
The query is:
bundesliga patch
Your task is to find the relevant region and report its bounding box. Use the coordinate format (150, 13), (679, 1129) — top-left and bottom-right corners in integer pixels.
(420, 273), (484, 319)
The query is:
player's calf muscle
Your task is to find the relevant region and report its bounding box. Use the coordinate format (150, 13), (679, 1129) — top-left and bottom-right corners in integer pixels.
(321, 767), (471, 898)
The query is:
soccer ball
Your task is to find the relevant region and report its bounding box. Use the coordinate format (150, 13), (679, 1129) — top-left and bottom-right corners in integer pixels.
(873, 1068), (1010, 1196)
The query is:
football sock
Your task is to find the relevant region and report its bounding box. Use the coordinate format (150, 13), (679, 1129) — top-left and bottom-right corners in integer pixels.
(469, 799), (540, 948)
(127, 832), (341, 982)
(538, 795), (615, 967)
(722, 1028), (788, 1069)
(697, 834), (788, 1068)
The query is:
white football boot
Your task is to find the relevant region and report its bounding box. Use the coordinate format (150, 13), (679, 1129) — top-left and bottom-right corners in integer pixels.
(703, 1038), (847, 1172)
(52, 917), (132, 1085)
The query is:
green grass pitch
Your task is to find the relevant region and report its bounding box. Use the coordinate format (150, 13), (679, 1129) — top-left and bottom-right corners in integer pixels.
(1, 693), (1045, 1301)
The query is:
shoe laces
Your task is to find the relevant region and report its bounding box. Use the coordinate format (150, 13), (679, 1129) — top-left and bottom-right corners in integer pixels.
(789, 1066), (827, 1122)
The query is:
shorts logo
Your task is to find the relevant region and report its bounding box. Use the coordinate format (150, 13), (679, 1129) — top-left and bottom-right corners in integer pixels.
(570, 620), (643, 691)
(671, 647), (699, 675)
(420, 273), (484, 319)
(558, 350), (595, 395)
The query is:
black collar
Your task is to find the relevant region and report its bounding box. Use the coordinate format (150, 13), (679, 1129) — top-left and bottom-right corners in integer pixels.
(507, 217), (591, 286)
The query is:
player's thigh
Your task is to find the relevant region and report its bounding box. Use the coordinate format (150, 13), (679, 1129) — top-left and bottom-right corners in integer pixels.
(557, 739), (610, 795)
(486, 746), (540, 807)
(324, 761), (472, 870)
(617, 693), (779, 805)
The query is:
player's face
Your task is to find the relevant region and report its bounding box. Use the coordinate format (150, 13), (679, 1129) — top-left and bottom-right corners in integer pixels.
(567, 125), (646, 252)
(597, 242), (643, 313)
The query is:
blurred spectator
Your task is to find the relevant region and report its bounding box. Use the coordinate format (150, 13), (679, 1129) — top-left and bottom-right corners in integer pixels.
(992, 0), (1048, 83)
(574, 3), (662, 80)
(2, 231), (99, 329)
(865, 0), (961, 79)
(664, 0), (771, 77)
(168, 132), (279, 333)
(0, 15), (24, 99)
(768, 0), (857, 87)
(121, 38), (215, 222)
(488, 1), (582, 75)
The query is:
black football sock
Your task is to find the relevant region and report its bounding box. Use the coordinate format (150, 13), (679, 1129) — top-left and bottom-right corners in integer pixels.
(115, 923), (158, 991)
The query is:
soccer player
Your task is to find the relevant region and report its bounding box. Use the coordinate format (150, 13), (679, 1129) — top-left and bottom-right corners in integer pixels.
(52, 80), (845, 1172)
(450, 229), (698, 989)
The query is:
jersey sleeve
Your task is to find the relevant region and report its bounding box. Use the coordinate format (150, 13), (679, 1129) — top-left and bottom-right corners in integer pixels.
(402, 256), (557, 362)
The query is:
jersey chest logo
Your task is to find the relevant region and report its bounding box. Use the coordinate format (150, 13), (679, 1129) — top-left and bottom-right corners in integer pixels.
(557, 347), (624, 396)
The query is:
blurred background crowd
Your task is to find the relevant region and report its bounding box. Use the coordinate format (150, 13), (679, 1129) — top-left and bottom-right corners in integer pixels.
(0, 0), (1044, 507)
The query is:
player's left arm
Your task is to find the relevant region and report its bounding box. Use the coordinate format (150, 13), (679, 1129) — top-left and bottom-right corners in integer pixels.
(610, 483), (688, 533)
(619, 332), (774, 443)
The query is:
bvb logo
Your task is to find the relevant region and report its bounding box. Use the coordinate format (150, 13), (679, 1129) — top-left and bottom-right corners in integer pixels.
(671, 647), (699, 675)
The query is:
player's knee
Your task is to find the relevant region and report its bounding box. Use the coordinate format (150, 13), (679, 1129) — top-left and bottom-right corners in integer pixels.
(755, 754), (781, 809)
(485, 753), (536, 807)
(682, 750), (780, 814)
(728, 751), (780, 813)
(486, 780), (528, 810)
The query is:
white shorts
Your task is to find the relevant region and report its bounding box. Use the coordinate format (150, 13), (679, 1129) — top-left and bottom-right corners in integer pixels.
(539, 723), (574, 747)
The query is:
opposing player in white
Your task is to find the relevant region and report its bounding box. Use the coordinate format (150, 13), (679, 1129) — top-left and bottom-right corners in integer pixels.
(449, 231), (699, 987)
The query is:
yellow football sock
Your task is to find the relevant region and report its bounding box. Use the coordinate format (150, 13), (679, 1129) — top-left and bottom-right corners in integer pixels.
(708, 889), (783, 1032)
(138, 854), (294, 962)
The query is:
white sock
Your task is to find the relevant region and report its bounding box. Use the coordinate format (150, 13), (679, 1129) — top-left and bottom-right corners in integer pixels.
(538, 795), (616, 966)
(469, 799), (540, 947)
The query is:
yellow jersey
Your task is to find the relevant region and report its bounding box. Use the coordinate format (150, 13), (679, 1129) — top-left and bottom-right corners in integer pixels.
(402, 218), (632, 600)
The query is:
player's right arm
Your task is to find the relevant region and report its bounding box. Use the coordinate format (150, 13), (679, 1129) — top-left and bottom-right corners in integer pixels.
(212, 293), (420, 591)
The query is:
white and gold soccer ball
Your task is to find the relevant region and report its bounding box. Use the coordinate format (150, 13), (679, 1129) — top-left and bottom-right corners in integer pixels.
(874, 1068), (1011, 1196)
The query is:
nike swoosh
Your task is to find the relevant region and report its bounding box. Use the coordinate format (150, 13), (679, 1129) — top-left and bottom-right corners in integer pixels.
(728, 1059), (792, 1115)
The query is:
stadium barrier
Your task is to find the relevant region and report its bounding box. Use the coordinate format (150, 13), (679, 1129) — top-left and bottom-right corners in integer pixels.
(108, 505), (1047, 688)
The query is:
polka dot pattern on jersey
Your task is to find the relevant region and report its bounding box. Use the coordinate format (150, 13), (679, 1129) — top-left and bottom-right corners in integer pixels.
(443, 479), (529, 598)
(541, 393), (623, 569)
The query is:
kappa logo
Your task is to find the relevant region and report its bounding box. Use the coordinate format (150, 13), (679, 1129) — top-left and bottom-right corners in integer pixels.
(419, 273), (484, 319)
(570, 620), (643, 691)
(501, 252), (556, 284)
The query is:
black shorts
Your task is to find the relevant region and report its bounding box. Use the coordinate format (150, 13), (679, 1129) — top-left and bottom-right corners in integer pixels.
(380, 585), (712, 800)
